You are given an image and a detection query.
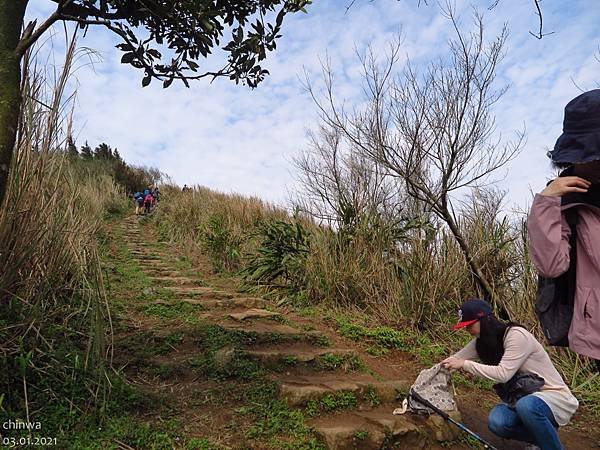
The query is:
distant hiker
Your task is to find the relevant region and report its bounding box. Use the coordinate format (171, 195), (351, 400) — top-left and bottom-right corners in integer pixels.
(133, 191), (144, 215)
(153, 186), (161, 203)
(182, 184), (189, 192)
(144, 192), (154, 214)
(442, 299), (578, 450)
(527, 89), (600, 372)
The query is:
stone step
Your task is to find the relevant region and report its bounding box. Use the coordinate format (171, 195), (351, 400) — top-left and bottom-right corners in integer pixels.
(134, 256), (171, 262)
(277, 374), (408, 407)
(228, 308), (281, 321)
(217, 321), (325, 344)
(137, 265), (173, 272)
(177, 297), (267, 308)
(214, 297), (267, 309)
(163, 286), (235, 299)
(136, 260), (171, 267)
(130, 251), (169, 257)
(198, 308), (283, 324)
(131, 254), (164, 260)
(129, 246), (166, 251)
(150, 276), (203, 285)
(143, 269), (181, 277)
(310, 405), (461, 450)
(244, 345), (357, 367)
(153, 297), (266, 309)
(136, 263), (173, 270)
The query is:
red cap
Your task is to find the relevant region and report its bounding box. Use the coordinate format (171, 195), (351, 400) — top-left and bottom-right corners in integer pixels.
(452, 299), (492, 330)
(452, 318), (480, 330)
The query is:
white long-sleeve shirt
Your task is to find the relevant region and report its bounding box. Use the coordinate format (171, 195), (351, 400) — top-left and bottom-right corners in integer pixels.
(453, 327), (579, 426)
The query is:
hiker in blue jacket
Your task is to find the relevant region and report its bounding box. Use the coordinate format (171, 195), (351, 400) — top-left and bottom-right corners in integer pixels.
(133, 191), (144, 215)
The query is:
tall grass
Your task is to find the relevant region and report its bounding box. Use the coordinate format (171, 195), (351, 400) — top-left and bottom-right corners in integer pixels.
(0, 34), (126, 426)
(152, 183), (600, 413)
(154, 185), (290, 271)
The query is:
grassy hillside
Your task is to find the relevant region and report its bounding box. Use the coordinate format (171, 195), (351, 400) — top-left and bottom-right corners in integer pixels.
(2, 31), (598, 450)
(0, 37), (160, 440)
(151, 185), (600, 415)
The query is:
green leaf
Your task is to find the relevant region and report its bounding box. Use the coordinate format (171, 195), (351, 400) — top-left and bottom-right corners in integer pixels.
(147, 49), (162, 59)
(275, 9), (285, 28)
(116, 43), (135, 52)
(121, 52), (135, 64)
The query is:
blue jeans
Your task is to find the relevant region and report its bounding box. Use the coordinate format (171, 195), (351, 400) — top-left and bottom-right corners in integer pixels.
(488, 395), (563, 450)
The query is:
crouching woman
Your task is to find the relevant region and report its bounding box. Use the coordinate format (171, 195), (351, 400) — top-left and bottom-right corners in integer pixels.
(441, 299), (578, 450)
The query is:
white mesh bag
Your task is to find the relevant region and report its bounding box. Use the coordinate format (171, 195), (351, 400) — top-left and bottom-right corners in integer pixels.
(408, 363), (456, 413)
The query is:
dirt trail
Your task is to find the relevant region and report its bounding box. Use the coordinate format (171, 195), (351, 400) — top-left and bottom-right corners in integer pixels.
(110, 215), (600, 450)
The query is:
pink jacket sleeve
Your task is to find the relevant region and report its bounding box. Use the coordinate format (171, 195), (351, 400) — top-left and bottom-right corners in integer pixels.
(527, 194), (572, 278)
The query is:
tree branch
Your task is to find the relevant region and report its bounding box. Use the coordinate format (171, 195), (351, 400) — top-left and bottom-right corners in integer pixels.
(15, 0), (80, 57)
(54, 14), (228, 85)
(528, 0), (554, 39)
(15, 11), (61, 57)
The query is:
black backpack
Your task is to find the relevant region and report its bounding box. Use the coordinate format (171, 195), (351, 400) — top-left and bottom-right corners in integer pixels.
(534, 207), (578, 347)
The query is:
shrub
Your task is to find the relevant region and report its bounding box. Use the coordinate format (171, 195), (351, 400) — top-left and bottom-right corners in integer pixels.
(242, 219), (310, 292)
(198, 213), (242, 272)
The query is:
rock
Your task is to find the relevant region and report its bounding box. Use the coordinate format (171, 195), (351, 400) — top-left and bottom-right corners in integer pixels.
(356, 380), (408, 404)
(142, 287), (156, 296)
(213, 346), (236, 371)
(280, 383), (331, 405)
(245, 348), (355, 365)
(424, 409), (462, 442)
(232, 297), (266, 308)
(178, 299), (206, 305)
(151, 276), (200, 285)
(219, 321), (307, 337)
(164, 286), (233, 298)
(228, 308), (281, 321)
(314, 424), (386, 450)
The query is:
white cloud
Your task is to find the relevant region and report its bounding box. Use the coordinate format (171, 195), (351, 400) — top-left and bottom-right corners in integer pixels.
(25, 0), (600, 212)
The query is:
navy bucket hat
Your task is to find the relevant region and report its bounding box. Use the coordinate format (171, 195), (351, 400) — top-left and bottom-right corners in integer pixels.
(548, 89), (600, 164)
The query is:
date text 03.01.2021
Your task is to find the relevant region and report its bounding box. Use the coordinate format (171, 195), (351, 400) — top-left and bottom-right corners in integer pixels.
(1, 436), (57, 447)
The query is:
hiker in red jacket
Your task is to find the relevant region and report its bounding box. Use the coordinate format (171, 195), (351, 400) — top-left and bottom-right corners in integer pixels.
(527, 89), (600, 371)
(144, 192), (154, 214)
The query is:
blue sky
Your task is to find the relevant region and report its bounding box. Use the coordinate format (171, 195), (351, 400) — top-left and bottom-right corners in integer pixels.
(25, 1), (600, 213)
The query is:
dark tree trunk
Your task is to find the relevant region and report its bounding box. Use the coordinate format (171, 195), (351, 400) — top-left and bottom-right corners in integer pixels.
(443, 209), (511, 320)
(0, 1), (28, 207)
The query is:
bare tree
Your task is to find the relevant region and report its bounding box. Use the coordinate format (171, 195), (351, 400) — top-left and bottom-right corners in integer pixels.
(293, 122), (403, 232)
(307, 9), (524, 312)
(348, 1), (554, 40)
(487, 0), (554, 40)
